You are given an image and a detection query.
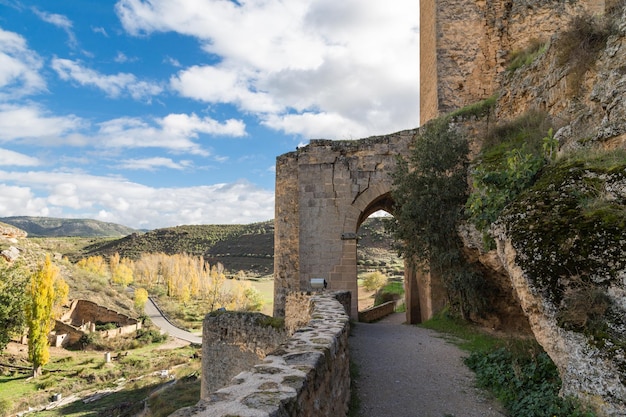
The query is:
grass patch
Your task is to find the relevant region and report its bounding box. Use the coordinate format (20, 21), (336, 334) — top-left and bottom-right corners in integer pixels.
(381, 281), (404, 295)
(507, 39), (547, 72)
(419, 309), (501, 352)
(449, 94), (497, 120)
(0, 344), (200, 416)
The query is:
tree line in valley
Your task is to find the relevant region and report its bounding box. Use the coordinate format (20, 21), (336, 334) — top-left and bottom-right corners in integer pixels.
(0, 251), (263, 378)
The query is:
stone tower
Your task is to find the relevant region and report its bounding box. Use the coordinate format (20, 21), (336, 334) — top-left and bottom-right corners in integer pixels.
(419, 0), (607, 125)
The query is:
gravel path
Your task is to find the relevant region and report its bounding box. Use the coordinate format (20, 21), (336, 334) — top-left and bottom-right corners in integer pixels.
(350, 313), (506, 417)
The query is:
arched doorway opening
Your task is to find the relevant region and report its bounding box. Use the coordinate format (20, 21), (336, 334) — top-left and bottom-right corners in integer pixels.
(354, 193), (405, 318)
(350, 191), (445, 324)
(356, 211), (405, 316)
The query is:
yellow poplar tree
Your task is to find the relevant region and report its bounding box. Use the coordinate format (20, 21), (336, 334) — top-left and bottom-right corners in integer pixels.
(109, 252), (120, 280)
(76, 255), (108, 277)
(112, 258), (134, 287)
(25, 255), (58, 378)
(134, 287), (149, 313)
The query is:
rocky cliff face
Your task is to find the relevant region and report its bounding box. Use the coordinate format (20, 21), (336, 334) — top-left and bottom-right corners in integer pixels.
(474, 6), (626, 415)
(498, 6), (626, 152)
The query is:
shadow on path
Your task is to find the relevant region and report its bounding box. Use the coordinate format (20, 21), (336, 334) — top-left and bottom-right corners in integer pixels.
(349, 313), (505, 417)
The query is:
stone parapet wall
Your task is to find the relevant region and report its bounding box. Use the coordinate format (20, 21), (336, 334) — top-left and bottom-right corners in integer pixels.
(201, 311), (289, 397)
(358, 301), (396, 323)
(171, 291), (351, 417)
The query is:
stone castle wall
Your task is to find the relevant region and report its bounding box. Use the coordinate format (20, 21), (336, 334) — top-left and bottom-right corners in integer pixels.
(420, 0), (606, 124)
(172, 291), (351, 417)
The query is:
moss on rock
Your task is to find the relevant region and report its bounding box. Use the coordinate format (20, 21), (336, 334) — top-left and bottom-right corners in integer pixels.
(497, 149), (626, 346)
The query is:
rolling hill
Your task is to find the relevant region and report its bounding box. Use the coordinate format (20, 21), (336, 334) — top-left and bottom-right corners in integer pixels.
(6, 216), (400, 278)
(0, 216), (137, 237)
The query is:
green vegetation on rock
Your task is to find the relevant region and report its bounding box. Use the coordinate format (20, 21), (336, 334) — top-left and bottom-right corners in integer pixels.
(497, 148), (626, 345)
(466, 110), (554, 247)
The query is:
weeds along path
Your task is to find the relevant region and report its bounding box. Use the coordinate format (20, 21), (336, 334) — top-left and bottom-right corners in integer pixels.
(350, 313), (505, 417)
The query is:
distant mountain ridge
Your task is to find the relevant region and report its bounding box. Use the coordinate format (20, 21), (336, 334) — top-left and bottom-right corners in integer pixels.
(0, 216), (137, 237)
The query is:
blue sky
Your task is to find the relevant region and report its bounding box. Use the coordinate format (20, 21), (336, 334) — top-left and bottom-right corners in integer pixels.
(0, 0), (419, 230)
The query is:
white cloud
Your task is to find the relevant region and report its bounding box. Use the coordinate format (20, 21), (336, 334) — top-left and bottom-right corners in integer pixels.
(51, 58), (163, 100)
(116, 0), (420, 139)
(92, 26), (109, 37)
(0, 101), (244, 155)
(0, 103), (83, 142)
(161, 113), (246, 137)
(32, 8), (78, 48)
(263, 112), (366, 140)
(95, 113), (245, 154)
(170, 65), (280, 113)
(0, 170), (274, 229)
(116, 157), (192, 171)
(0, 148), (40, 166)
(163, 56), (181, 67)
(0, 28), (46, 98)
(114, 51), (137, 63)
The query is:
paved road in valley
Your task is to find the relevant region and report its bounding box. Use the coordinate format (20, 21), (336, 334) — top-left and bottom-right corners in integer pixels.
(144, 298), (202, 344)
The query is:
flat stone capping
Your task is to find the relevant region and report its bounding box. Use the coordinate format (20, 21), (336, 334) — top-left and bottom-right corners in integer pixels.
(358, 301), (396, 323)
(171, 291), (351, 417)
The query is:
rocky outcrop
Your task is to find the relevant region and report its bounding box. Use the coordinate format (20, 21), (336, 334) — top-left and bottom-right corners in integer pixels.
(490, 159), (626, 415)
(461, 5), (626, 413)
(497, 6), (626, 152)
(493, 234), (626, 415)
(0, 222), (27, 240)
(0, 222), (27, 262)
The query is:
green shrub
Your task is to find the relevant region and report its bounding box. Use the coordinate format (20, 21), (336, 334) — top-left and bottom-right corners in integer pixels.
(449, 94), (497, 119)
(362, 271), (387, 292)
(135, 328), (167, 344)
(466, 145), (545, 236)
(95, 322), (118, 331)
(465, 347), (594, 417)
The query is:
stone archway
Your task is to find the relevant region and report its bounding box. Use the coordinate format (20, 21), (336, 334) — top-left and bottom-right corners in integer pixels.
(273, 130), (447, 323)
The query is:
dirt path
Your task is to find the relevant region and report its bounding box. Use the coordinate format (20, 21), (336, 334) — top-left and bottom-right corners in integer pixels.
(349, 313), (506, 417)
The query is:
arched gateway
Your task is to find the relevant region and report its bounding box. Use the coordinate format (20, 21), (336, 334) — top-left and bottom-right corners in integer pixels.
(273, 130), (447, 323)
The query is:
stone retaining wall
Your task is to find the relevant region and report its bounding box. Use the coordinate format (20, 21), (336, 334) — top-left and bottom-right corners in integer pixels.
(358, 301), (396, 323)
(171, 291), (351, 417)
